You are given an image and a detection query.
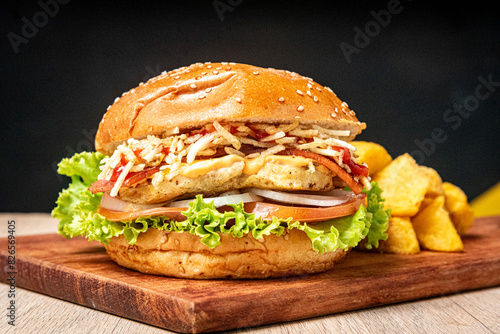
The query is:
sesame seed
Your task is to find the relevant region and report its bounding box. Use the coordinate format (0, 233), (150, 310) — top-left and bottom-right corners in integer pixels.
(229, 62), (236, 65)
(205, 62), (211, 64)
(213, 70), (219, 75)
(205, 88), (212, 93)
(201, 72), (207, 75)
(294, 115), (301, 119)
(253, 71), (259, 75)
(161, 71), (167, 75)
(236, 97), (242, 103)
(307, 83), (313, 89)
(306, 90), (312, 97)
(313, 96), (319, 103)
(325, 86), (334, 93)
(330, 113), (337, 118)
(207, 65), (212, 69)
(198, 93), (206, 99)
(226, 67), (232, 71)
(195, 76), (201, 80)
(296, 89), (304, 96)
(174, 75), (180, 79)
(190, 83), (197, 89)
(107, 105), (111, 110)
(114, 97), (120, 103)
(297, 105), (304, 112)
(315, 86), (322, 92)
(221, 62), (228, 65)
(278, 97), (285, 103)
(216, 66), (222, 70)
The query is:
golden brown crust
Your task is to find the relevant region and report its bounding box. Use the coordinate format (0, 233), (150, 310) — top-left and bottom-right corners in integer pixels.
(96, 62), (365, 155)
(105, 228), (348, 279)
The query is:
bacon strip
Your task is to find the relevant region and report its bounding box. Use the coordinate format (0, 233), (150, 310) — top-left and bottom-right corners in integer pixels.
(89, 180), (115, 194)
(280, 149), (363, 194)
(89, 166), (162, 194)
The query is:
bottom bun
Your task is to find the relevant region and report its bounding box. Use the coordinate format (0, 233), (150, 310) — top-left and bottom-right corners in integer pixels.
(105, 228), (348, 279)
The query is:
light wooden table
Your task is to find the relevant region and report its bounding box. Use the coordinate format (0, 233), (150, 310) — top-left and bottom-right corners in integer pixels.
(1, 213), (499, 334)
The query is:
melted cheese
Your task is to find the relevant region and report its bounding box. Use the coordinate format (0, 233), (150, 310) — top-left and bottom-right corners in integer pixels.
(179, 154), (312, 178)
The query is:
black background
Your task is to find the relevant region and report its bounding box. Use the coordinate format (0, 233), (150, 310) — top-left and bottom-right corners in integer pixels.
(1, 0), (499, 212)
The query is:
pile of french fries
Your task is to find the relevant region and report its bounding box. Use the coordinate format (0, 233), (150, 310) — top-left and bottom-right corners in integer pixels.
(352, 141), (475, 254)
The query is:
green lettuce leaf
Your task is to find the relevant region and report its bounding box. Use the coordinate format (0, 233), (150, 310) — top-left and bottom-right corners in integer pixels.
(52, 152), (106, 238)
(52, 152), (390, 253)
(361, 182), (391, 249)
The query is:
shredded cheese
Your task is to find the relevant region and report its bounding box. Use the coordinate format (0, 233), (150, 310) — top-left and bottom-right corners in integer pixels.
(261, 131), (286, 142)
(98, 121), (364, 197)
(186, 132), (217, 163)
(213, 121), (241, 150)
(110, 161), (134, 197)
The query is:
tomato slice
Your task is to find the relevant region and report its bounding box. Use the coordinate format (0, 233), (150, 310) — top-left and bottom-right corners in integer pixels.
(243, 193), (366, 222)
(96, 193), (366, 223)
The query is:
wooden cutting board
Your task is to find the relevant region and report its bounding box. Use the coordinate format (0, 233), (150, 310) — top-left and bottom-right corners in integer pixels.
(1, 216), (500, 333)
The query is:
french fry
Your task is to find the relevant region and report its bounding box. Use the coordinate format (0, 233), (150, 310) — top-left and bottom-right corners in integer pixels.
(412, 196), (463, 252)
(420, 166), (445, 198)
(377, 217), (420, 254)
(372, 153), (430, 216)
(351, 141), (392, 175)
(442, 182), (475, 236)
(356, 141), (474, 253)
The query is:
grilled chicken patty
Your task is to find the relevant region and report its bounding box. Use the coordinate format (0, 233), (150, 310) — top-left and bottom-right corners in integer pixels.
(118, 158), (334, 204)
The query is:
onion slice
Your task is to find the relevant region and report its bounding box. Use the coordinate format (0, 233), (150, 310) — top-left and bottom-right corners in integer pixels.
(168, 192), (263, 208)
(245, 188), (350, 207)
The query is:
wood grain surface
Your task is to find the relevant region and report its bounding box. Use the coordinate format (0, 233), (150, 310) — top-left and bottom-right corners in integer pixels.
(1, 216), (499, 333)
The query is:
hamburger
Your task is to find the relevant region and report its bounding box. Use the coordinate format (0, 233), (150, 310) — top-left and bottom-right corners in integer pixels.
(52, 62), (389, 279)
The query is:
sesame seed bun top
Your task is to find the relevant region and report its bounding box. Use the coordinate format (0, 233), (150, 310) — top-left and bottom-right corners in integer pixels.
(95, 62), (366, 155)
